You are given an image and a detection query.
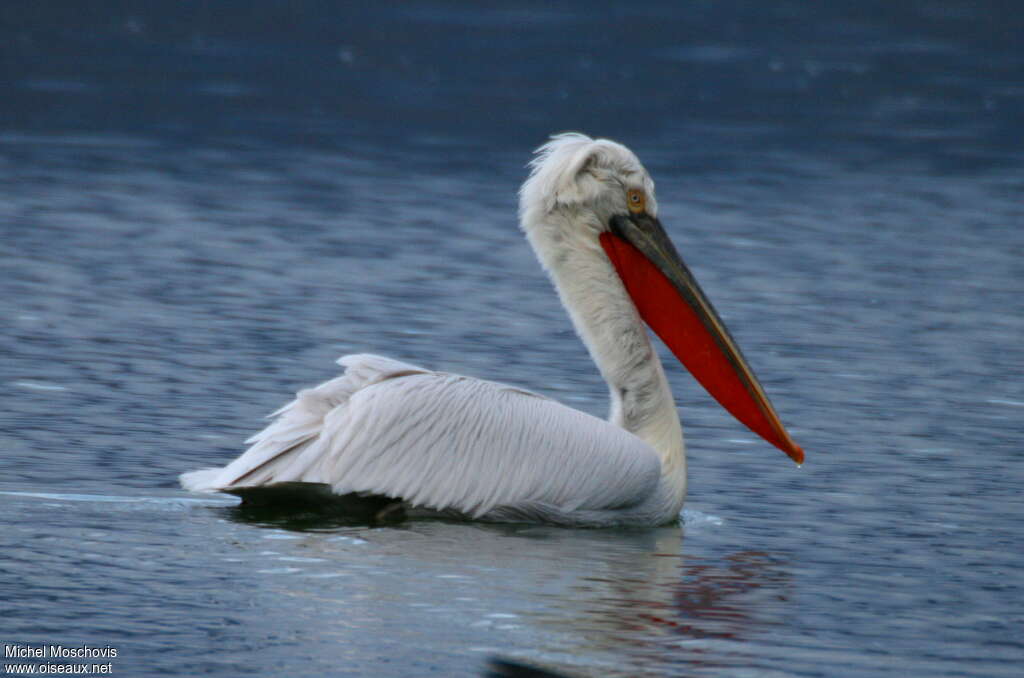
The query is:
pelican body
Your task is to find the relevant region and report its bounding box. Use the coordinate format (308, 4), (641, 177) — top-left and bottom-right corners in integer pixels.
(181, 134), (803, 527)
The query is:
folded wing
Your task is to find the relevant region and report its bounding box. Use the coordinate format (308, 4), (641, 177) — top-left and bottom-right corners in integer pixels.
(181, 354), (661, 518)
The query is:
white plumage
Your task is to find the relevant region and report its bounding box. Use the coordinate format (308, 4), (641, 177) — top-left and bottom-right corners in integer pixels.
(184, 354), (668, 525)
(181, 133), (802, 526)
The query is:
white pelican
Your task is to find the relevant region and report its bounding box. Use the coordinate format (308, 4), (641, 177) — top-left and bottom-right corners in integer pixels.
(181, 133), (804, 526)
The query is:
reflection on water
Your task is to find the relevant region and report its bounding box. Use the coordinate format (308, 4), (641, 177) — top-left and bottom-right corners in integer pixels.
(226, 506), (801, 677)
(158, 495), (796, 677)
(536, 534), (794, 676)
(661, 551), (792, 640)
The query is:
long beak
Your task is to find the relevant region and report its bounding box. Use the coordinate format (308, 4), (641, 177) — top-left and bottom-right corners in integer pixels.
(601, 213), (804, 464)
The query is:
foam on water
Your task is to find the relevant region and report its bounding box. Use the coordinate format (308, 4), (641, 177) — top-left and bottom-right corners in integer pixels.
(0, 490), (235, 506)
(681, 508), (726, 529)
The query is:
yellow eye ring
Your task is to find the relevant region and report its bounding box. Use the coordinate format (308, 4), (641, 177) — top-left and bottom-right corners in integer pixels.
(627, 188), (646, 214)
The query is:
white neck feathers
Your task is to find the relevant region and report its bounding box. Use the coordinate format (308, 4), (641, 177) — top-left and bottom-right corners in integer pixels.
(518, 134), (685, 480)
(523, 209), (685, 474)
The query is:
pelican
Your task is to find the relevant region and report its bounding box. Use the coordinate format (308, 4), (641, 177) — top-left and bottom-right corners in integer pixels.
(181, 133), (804, 526)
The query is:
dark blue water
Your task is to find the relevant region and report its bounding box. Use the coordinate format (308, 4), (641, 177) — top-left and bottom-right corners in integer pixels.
(2, 2), (1022, 676)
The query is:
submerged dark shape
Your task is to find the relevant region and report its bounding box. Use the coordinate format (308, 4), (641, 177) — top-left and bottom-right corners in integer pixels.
(485, 657), (576, 678)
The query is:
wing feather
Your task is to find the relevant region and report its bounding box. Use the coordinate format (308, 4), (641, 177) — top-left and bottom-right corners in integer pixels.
(181, 354), (662, 518)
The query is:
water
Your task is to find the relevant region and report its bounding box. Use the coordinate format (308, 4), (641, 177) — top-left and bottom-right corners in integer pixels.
(2, 2), (1023, 676)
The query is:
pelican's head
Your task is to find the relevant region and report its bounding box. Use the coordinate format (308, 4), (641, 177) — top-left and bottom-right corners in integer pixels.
(519, 132), (658, 236)
(519, 133), (804, 464)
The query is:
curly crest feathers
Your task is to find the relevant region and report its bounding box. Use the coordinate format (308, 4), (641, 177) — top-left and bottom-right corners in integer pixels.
(519, 133), (656, 224)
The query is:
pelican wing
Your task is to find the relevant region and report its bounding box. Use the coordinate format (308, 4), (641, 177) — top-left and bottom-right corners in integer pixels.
(181, 354), (661, 517)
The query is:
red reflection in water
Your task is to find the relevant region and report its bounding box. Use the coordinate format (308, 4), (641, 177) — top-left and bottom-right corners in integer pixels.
(642, 551), (791, 641)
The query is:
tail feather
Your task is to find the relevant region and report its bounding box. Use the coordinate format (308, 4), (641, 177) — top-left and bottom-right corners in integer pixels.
(179, 467), (224, 492)
(181, 354), (429, 493)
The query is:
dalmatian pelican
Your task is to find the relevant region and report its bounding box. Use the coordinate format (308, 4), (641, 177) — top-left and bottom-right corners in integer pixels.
(181, 133), (804, 526)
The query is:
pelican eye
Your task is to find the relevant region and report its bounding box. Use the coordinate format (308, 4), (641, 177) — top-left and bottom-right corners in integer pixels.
(626, 188), (646, 214)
